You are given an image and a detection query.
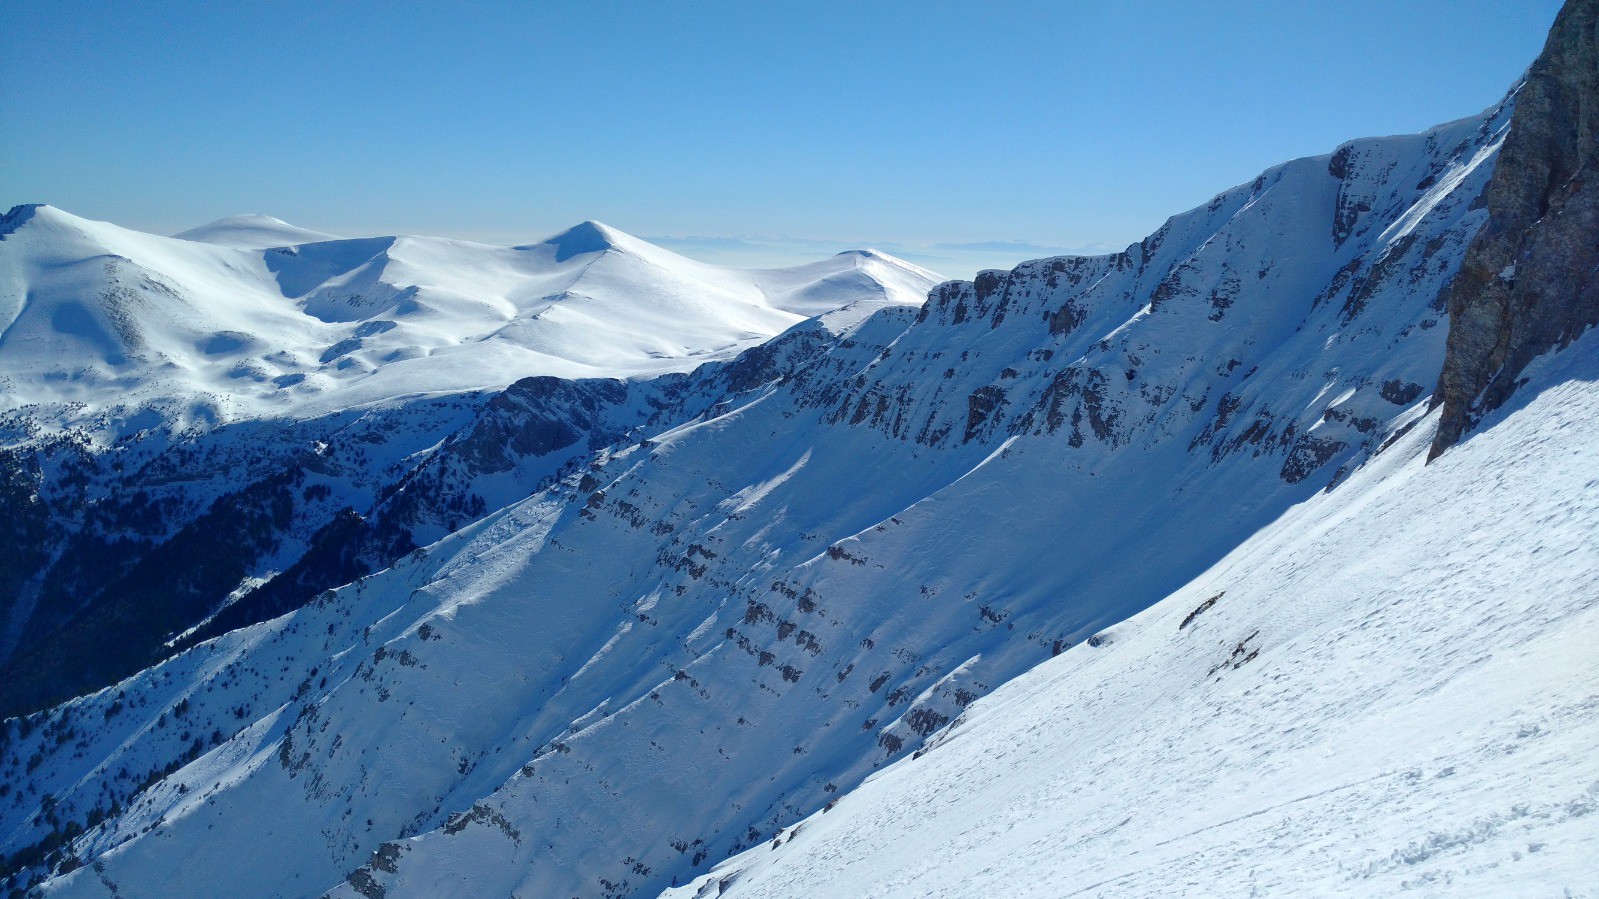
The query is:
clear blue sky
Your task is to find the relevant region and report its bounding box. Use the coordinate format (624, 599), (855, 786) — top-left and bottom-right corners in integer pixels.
(0, 1), (1564, 275)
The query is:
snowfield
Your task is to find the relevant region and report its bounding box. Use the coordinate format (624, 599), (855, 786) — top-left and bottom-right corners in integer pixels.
(666, 334), (1599, 899)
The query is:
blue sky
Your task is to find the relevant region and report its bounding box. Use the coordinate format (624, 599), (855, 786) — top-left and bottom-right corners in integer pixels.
(0, 1), (1564, 276)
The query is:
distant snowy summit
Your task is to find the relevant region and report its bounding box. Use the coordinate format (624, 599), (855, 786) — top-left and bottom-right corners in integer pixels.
(0, 206), (941, 435)
(172, 213), (341, 249)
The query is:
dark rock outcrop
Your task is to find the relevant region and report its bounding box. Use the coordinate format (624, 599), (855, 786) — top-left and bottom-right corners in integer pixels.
(1432, 0), (1599, 457)
(453, 376), (629, 474)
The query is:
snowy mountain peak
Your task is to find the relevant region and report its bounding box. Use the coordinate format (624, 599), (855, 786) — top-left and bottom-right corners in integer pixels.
(833, 248), (890, 262)
(171, 213), (341, 249)
(0, 206), (942, 438)
(530, 219), (635, 261)
(0, 203), (111, 240)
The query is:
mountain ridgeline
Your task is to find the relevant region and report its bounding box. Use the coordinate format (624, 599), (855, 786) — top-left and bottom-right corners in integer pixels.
(3, 3), (1598, 895)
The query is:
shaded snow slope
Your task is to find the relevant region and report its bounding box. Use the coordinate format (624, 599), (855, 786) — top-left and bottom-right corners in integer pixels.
(668, 333), (1599, 899)
(0, 206), (938, 435)
(0, 97), (1525, 899)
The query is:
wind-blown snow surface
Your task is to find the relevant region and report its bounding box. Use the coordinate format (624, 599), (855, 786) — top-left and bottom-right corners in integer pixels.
(667, 336), (1599, 899)
(0, 206), (939, 432)
(0, 101), (1536, 898)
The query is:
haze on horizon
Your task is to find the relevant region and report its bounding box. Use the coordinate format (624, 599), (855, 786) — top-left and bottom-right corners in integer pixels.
(0, 0), (1563, 276)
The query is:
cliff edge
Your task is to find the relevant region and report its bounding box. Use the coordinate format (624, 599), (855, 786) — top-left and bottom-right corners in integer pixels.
(1433, 0), (1599, 456)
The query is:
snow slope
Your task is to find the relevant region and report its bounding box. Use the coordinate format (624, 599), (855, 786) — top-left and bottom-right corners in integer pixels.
(666, 333), (1599, 899)
(0, 95), (1531, 898)
(0, 206), (939, 435)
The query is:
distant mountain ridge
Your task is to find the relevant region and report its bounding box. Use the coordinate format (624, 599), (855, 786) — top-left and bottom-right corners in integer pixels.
(0, 205), (940, 435)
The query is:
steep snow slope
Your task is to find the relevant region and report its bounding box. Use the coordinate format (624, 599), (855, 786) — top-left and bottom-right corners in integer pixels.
(0, 96), (1520, 898)
(667, 335), (1599, 899)
(0, 206), (939, 433)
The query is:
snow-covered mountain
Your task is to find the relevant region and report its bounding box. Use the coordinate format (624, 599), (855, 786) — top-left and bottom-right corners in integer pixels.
(172, 214), (341, 249)
(678, 7), (1599, 892)
(0, 213), (938, 717)
(0, 207), (938, 431)
(3, 1), (1596, 896)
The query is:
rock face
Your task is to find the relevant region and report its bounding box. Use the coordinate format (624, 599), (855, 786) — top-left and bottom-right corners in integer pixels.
(1432, 0), (1599, 456)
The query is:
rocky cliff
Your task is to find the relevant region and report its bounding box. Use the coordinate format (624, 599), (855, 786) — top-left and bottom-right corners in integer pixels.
(1433, 0), (1599, 455)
